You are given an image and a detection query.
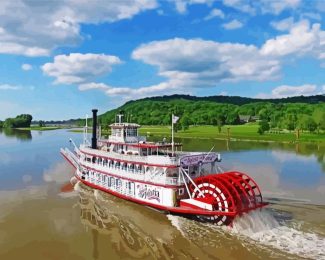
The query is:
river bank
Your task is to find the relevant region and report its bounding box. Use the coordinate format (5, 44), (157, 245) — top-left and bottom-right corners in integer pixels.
(69, 124), (325, 143)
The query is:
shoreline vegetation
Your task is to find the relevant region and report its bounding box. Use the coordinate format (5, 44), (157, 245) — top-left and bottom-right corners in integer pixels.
(16, 126), (61, 131)
(1, 95), (324, 143)
(69, 123), (325, 143)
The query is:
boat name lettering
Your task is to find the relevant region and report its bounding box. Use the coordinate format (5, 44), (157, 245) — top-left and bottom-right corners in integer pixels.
(137, 185), (160, 202)
(180, 153), (218, 166)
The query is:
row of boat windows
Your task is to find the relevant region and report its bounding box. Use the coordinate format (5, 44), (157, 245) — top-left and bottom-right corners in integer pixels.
(82, 155), (178, 176)
(111, 128), (138, 137)
(83, 170), (135, 191)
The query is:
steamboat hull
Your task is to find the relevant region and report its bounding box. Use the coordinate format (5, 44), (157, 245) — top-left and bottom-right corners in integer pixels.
(61, 109), (267, 226)
(62, 151), (267, 226)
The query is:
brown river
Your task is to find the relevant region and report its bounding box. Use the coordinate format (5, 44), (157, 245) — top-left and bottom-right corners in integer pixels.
(0, 129), (324, 259)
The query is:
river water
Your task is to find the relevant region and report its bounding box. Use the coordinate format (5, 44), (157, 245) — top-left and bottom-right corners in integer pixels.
(0, 129), (324, 260)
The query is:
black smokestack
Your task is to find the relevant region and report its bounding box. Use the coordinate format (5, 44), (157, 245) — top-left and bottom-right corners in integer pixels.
(91, 109), (98, 149)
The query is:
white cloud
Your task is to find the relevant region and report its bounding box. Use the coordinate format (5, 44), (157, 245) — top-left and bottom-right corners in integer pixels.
(322, 85), (325, 92)
(222, 0), (256, 15)
(42, 53), (121, 84)
(301, 12), (322, 21)
(222, 0), (300, 16)
(45, 19), (325, 99)
(222, 19), (243, 30)
(219, 91), (228, 96)
(21, 64), (32, 71)
(79, 81), (187, 100)
(0, 84), (21, 90)
(132, 38), (279, 86)
(260, 20), (324, 59)
(260, 0), (301, 15)
(172, 0), (215, 14)
(173, 0), (187, 13)
(256, 84), (318, 98)
(270, 17), (294, 31)
(0, 0), (157, 56)
(204, 8), (225, 20)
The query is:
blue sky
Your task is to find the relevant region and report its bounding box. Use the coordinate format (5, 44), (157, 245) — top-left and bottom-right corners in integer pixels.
(0, 0), (324, 120)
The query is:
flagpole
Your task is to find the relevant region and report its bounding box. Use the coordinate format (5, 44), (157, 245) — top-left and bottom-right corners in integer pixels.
(85, 114), (88, 145)
(172, 113), (174, 156)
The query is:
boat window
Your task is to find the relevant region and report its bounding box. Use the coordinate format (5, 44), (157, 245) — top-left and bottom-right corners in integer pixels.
(178, 188), (184, 196)
(166, 168), (178, 177)
(126, 127), (137, 137)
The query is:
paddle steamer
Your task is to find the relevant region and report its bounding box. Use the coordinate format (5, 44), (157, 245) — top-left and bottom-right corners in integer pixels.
(61, 109), (266, 225)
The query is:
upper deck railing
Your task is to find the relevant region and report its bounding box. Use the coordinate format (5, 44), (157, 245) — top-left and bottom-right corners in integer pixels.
(80, 160), (181, 186)
(80, 145), (178, 166)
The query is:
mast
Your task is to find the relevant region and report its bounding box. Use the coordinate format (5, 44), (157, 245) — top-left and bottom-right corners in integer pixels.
(84, 114), (88, 145)
(172, 114), (174, 155)
(171, 114), (179, 156)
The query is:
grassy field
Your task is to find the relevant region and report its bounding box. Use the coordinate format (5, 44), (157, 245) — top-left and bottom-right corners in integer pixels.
(139, 124), (325, 143)
(17, 126), (61, 131)
(69, 124), (324, 143)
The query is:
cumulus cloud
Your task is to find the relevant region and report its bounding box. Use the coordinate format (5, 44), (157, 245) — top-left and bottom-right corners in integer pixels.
(270, 17), (294, 31)
(21, 64), (32, 71)
(42, 20), (325, 99)
(132, 38), (280, 86)
(42, 53), (121, 84)
(301, 12), (322, 21)
(172, 0), (215, 14)
(0, 84), (21, 90)
(222, 19), (243, 30)
(204, 8), (225, 20)
(256, 84), (318, 98)
(260, 0), (301, 15)
(79, 80), (187, 100)
(222, 0), (300, 15)
(261, 20), (325, 59)
(222, 0), (256, 15)
(0, 0), (157, 56)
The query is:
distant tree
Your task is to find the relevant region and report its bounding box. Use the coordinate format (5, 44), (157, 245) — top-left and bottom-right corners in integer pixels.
(283, 114), (296, 131)
(258, 120), (270, 135)
(38, 120), (46, 127)
(258, 108), (269, 121)
(217, 120), (222, 133)
(180, 114), (190, 131)
(225, 111), (239, 125)
(0, 120), (3, 128)
(4, 118), (15, 128)
(312, 108), (325, 132)
(305, 117), (317, 132)
(297, 115), (317, 132)
(3, 114), (33, 128)
(257, 127), (264, 135)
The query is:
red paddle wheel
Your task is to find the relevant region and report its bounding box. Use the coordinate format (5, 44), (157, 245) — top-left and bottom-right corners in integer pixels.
(188, 171), (266, 225)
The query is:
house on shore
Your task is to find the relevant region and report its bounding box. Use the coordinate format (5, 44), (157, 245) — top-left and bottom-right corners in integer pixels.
(239, 115), (260, 124)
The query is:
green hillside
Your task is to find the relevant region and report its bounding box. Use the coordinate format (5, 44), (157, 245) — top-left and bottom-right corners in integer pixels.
(97, 95), (325, 134)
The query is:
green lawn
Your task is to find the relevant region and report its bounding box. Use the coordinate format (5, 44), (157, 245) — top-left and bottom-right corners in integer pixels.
(69, 124), (324, 143)
(140, 124), (325, 143)
(17, 126), (61, 131)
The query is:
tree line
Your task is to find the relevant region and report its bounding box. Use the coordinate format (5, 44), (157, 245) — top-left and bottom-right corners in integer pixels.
(0, 114), (33, 128)
(99, 98), (325, 134)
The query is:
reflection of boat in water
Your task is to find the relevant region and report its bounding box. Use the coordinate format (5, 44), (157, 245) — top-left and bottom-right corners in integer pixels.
(61, 109), (267, 225)
(76, 181), (187, 259)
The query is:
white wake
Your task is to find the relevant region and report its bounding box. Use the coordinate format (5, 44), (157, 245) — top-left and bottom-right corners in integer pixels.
(231, 209), (325, 260)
